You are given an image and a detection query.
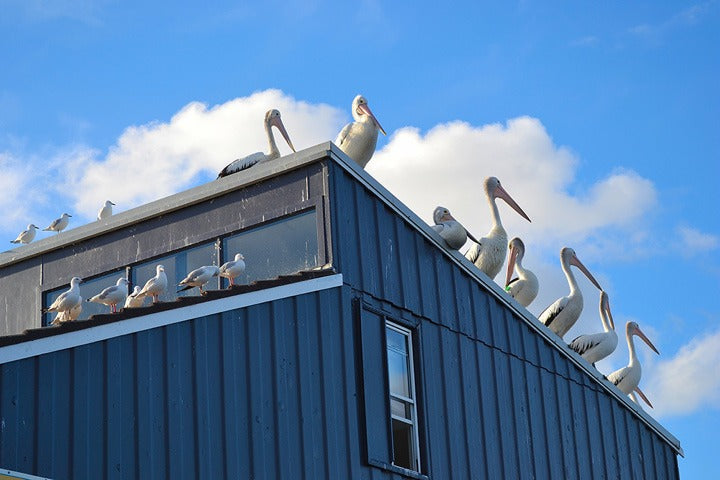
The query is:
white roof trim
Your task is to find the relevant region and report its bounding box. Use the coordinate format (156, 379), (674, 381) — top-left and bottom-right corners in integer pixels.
(0, 273), (343, 365)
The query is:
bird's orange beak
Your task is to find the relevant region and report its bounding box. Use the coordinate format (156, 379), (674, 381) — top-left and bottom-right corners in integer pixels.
(495, 184), (531, 222)
(358, 103), (386, 135)
(271, 116), (296, 152)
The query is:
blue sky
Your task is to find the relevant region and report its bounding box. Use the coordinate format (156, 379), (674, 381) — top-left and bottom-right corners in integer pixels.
(1, 1), (718, 477)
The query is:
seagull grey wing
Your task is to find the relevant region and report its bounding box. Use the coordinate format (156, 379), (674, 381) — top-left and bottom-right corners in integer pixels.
(334, 123), (352, 148)
(218, 152), (265, 178)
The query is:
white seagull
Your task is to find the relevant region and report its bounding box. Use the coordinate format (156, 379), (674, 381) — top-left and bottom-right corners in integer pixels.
(98, 200), (115, 221)
(11, 224), (40, 244)
(137, 265), (168, 304)
(539, 247), (603, 339)
(334, 94), (386, 168)
(607, 321), (659, 408)
(88, 277), (130, 313)
(51, 297), (83, 325)
(44, 277), (83, 315)
(124, 285), (145, 309)
(178, 265), (220, 294)
(431, 206), (480, 250)
(219, 253), (246, 286)
(568, 290), (618, 366)
(217, 109), (296, 178)
(43, 213), (72, 233)
(465, 177), (531, 279)
(504, 237), (539, 308)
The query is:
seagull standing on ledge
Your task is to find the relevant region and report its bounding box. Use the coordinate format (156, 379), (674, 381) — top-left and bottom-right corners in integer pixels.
(124, 286), (145, 309)
(43, 213), (72, 233)
(11, 224), (39, 244)
(335, 95), (386, 168)
(98, 200), (115, 220)
(43, 277), (83, 316)
(137, 265), (167, 304)
(219, 253), (246, 286)
(178, 265), (220, 295)
(88, 277), (130, 313)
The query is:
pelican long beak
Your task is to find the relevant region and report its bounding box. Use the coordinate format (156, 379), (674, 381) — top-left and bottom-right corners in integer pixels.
(271, 116), (296, 153)
(570, 255), (602, 291)
(505, 243), (519, 288)
(634, 387), (654, 409)
(495, 184), (531, 222)
(358, 103), (386, 135)
(635, 326), (659, 355)
(602, 293), (615, 330)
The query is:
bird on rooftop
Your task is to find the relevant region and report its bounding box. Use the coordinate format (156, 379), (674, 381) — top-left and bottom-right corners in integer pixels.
(88, 277), (130, 313)
(43, 213), (72, 233)
(607, 321), (659, 408)
(465, 177), (531, 279)
(43, 277), (83, 316)
(335, 94), (386, 168)
(98, 200), (115, 221)
(538, 247), (603, 339)
(431, 206), (480, 250)
(178, 265), (220, 295)
(11, 224), (40, 244)
(136, 265), (167, 304)
(568, 290), (618, 366)
(218, 109), (296, 178)
(219, 253), (246, 287)
(51, 297), (83, 325)
(124, 285), (145, 309)
(504, 237), (538, 308)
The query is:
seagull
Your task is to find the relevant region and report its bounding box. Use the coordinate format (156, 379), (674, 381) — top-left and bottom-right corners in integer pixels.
(43, 213), (72, 233)
(568, 291), (618, 366)
(136, 265), (167, 304)
(217, 109), (296, 178)
(335, 94), (386, 168)
(43, 277), (83, 315)
(504, 237), (539, 308)
(219, 253), (246, 286)
(538, 247), (602, 339)
(431, 206), (480, 250)
(178, 265), (220, 294)
(124, 286), (145, 309)
(51, 297), (83, 325)
(607, 321), (659, 408)
(98, 200), (115, 221)
(11, 224), (40, 244)
(88, 277), (130, 313)
(465, 177), (531, 279)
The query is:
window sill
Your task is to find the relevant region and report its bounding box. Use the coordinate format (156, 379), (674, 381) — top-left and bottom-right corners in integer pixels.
(368, 459), (429, 480)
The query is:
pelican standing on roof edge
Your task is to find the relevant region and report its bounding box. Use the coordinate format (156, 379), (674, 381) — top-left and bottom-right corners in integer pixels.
(465, 177), (531, 279)
(607, 321), (659, 408)
(431, 206), (480, 250)
(568, 290), (618, 366)
(218, 109), (296, 178)
(504, 237), (538, 308)
(335, 95), (386, 168)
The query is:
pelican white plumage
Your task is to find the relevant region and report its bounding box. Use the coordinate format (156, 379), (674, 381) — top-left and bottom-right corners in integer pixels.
(124, 285), (145, 309)
(539, 247), (602, 339)
(219, 253), (246, 286)
(51, 297), (82, 325)
(98, 200), (115, 220)
(504, 237), (538, 308)
(137, 265), (167, 304)
(178, 265), (220, 294)
(218, 109), (296, 178)
(44, 277), (83, 315)
(88, 277), (130, 313)
(568, 290), (618, 365)
(464, 177), (531, 279)
(431, 206), (480, 250)
(607, 321), (659, 408)
(43, 213), (72, 233)
(11, 224), (40, 244)
(335, 95), (386, 168)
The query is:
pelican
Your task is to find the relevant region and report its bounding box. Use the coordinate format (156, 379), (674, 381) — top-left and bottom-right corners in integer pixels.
(465, 177), (531, 279)
(607, 321), (659, 408)
(98, 200), (115, 221)
(539, 247), (602, 339)
(88, 277), (130, 313)
(504, 237), (538, 307)
(568, 290), (618, 365)
(136, 265), (167, 303)
(218, 109), (296, 178)
(43, 213), (72, 233)
(334, 94), (386, 168)
(431, 206), (480, 250)
(43, 277), (83, 315)
(629, 388), (654, 409)
(51, 297), (82, 325)
(11, 224), (39, 244)
(178, 265), (220, 294)
(219, 253), (246, 286)
(124, 285), (145, 309)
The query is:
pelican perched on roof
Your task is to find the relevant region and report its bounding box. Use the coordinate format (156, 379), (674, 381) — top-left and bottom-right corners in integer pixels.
(219, 253), (246, 286)
(431, 206), (480, 250)
(335, 95), (386, 168)
(607, 321), (659, 408)
(136, 265), (167, 304)
(504, 237), (538, 308)
(568, 291), (618, 366)
(11, 224), (39, 244)
(88, 277), (130, 313)
(178, 265), (220, 295)
(43, 213), (72, 233)
(465, 177), (531, 279)
(218, 109), (296, 178)
(539, 247), (602, 339)
(97, 200), (115, 221)
(43, 277), (83, 316)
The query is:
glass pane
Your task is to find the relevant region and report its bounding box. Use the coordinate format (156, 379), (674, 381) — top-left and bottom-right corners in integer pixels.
(386, 328), (407, 354)
(223, 210), (318, 286)
(44, 271), (126, 325)
(392, 418), (415, 470)
(387, 349), (410, 398)
(391, 397), (411, 420)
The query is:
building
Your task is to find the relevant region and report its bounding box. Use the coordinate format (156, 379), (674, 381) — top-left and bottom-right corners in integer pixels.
(0, 143), (682, 479)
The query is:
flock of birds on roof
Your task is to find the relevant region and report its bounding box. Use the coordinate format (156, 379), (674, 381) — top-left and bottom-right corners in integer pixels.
(10, 94), (657, 409)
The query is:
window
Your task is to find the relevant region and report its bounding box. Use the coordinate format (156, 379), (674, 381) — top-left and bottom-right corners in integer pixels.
(43, 271), (126, 325)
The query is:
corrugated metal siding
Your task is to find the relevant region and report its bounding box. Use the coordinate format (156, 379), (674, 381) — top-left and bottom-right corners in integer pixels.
(329, 163), (679, 479)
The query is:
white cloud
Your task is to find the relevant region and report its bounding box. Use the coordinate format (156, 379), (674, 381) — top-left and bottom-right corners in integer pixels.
(676, 225), (719, 254)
